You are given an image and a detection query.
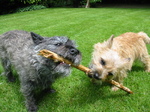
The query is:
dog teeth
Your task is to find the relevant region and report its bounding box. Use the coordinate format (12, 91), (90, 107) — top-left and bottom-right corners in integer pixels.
(59, 61), (71, 67)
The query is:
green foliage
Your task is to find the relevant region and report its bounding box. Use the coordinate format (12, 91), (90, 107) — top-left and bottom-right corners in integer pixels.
(15, 5), (47, 13)
(20, 0), (43, 4)
(90, 0), (102, 3)
(0, 7), (150, 112)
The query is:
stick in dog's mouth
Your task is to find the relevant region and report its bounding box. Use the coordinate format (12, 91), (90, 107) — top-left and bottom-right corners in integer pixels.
(38, 49), (133, 94)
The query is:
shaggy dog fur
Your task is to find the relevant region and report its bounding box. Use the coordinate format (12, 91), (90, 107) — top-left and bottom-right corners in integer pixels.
(0, 30), (82, 112)
(89, 32), (150, 91)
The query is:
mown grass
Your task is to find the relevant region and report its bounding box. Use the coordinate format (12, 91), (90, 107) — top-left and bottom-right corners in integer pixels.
(0, 7), (150, 112)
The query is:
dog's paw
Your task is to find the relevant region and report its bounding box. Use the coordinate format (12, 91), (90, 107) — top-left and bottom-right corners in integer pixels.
(43, 88), (56, 93)
(145, 69), (150, 72)
(111, 86), (119, 91)
(8, 75), (16, 82)
(28, 104), (38, 112)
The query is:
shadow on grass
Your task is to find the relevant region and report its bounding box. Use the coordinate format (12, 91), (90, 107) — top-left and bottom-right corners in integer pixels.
(38, 76), (132, 112)
(1, 72), (132, 111)
(68, 81), (129, 105)
(131, 66), (144, 72)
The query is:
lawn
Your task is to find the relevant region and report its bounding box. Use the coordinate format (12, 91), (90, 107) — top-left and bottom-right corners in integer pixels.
(0, 6), (150, 112)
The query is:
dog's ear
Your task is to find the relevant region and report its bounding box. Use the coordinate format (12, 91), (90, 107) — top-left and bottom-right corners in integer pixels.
(31, 32), (45, 45)
(94, 35), (114, 51)
(104, 35), (114, 48)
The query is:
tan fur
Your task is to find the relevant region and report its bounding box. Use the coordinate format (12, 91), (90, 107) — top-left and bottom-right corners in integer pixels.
(90, 32), (150, 91)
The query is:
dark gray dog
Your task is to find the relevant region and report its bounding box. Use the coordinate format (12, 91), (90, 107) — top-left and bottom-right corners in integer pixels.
(0, 30), (82, 112)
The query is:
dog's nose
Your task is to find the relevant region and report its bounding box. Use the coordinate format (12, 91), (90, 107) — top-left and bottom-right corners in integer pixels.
(93, 73), (101, 80)
(69, 48), (79, 55)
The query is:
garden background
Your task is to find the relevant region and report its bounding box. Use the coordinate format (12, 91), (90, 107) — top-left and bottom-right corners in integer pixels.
(0, 1), (150, 112)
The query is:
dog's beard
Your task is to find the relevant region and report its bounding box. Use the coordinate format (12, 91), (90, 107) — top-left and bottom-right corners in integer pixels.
(53, 61), (71, 77)
(51, 52), (81, 77)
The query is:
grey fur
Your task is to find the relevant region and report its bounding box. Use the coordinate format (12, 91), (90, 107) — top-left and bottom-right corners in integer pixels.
(0, 30), (81, 112)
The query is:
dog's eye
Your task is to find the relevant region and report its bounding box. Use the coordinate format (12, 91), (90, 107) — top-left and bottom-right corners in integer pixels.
(100, 58), (106, 66)
(108, 72), (113, 76)
(55, 43), (62, 46)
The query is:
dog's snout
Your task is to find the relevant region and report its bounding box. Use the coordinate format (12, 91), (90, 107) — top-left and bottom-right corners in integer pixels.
(70, 48), (79, 55)
(93, 73), (101, 80)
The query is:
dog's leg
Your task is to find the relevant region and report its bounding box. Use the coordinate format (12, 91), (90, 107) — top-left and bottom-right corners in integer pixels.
(141, 54), (150, 72)
(1, 58), (15, 82)
(111, 77), (119, 91)
(42, 82), (56, 94)
(42, 87), (56, 93)
(21, 82), (37, 112)
(111, 73), (126, 91)
(140, 46), (150, 72)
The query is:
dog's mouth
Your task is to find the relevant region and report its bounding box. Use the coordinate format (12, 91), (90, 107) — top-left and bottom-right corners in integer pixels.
(89, 72), (114, 81)
(56, 61), (71, 68)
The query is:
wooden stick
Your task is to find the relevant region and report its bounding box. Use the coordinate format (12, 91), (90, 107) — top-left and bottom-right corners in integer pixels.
(38, 49), (133, 94)
(38, 49), (92, 74)
(108, 80), (133, 94)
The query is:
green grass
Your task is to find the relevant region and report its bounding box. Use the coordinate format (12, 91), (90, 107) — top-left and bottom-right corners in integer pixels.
(0, 7), (150, 112)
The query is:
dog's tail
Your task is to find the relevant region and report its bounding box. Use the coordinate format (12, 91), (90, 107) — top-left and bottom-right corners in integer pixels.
(138, 32), (150, 44)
